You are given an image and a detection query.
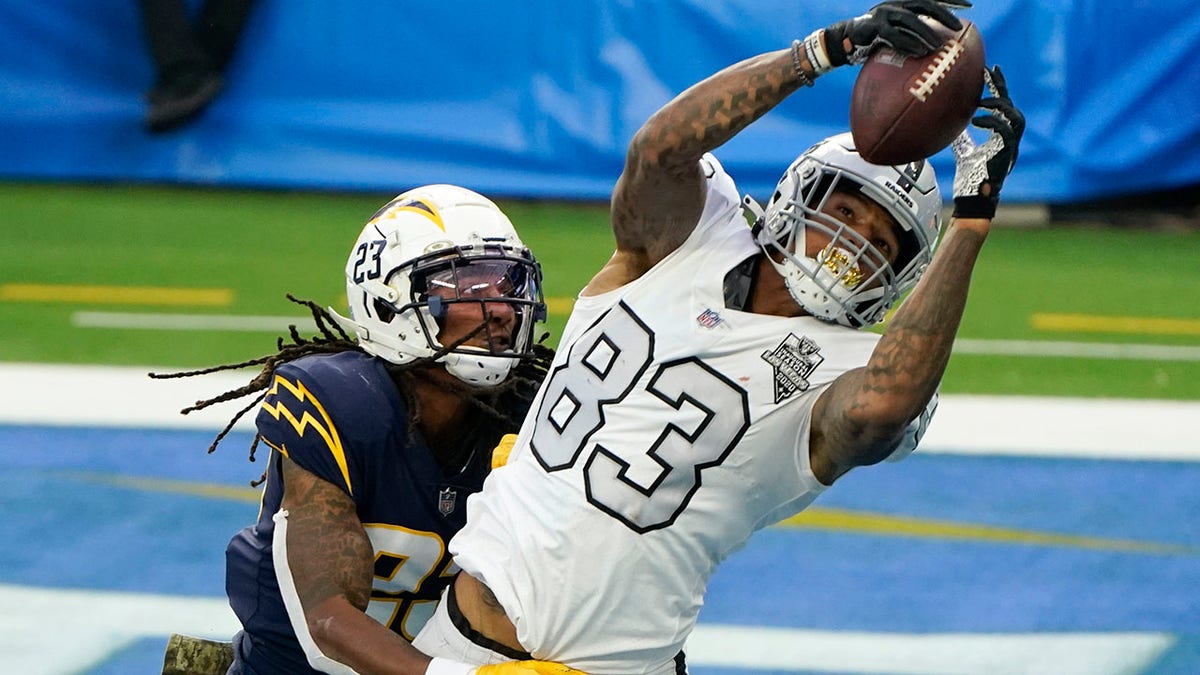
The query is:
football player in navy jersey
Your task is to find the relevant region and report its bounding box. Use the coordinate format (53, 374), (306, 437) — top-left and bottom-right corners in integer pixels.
(156, 185), (582, 675)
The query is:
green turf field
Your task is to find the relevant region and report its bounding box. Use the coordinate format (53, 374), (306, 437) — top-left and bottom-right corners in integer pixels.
(2, 182), (1198, 400)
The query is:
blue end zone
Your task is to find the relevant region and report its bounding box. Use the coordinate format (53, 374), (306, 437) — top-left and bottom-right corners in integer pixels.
(87, 637), (171, 675)
(0, 425), (256, 595)
(1, 424), (1196, 674)
(707, 454), (1200, 633)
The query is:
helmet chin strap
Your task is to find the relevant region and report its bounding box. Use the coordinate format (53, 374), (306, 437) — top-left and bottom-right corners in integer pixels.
(742, 194), (766, 229)
(440, 350), (516, 388)
(775, 246), (886, 328)
(327, 307), (429, 364)
(434, 316), (518, 388)
(327, 307), (379, 350)
(333, 305), (516, 388)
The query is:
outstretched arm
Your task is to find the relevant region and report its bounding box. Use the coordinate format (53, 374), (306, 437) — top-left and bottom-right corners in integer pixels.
(810, 65), (1024, 484)
(608, 48), (806, 272)
(278, 459), (591, 675)
(598, 0), (970, 293)
(279, 456), (434, 674)
(810, 217), (987, 484)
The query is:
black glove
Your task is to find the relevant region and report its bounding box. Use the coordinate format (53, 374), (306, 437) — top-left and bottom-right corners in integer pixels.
(951, 66), (1026, 219)
(823, 0), (971, 67)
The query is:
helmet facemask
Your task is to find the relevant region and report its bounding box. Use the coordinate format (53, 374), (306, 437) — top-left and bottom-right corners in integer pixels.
(330, 185), (547, 388)
(756, 134), (942, 328)
(397, 247), (546, 386)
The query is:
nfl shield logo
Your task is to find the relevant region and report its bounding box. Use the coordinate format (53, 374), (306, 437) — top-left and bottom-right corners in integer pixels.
(438, 488), (457, 516)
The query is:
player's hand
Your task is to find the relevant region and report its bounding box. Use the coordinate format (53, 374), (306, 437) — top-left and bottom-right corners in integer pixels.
(820, 0), (971, 68)
(477, 660), (589, 675)
(951, 66), (1026, 219)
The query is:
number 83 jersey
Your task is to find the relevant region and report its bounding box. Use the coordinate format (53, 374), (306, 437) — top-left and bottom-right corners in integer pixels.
(449, 155), (897, 675)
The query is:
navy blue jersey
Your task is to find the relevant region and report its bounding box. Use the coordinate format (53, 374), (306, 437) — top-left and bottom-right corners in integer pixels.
(225, 351), (510, 674)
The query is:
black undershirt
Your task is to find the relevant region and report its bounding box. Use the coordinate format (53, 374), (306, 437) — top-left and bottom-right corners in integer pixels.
(722, 253), (760, 311)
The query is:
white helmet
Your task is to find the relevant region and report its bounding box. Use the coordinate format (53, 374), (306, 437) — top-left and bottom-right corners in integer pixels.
(755, 132), (942, 328)
(330, 185), (546, 387)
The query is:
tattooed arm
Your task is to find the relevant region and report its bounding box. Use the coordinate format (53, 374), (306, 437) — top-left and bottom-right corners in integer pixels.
(807, 64), (1024, 485)
(585, 47), (818, 295)
(808, 218), (990, 485)
(280, 457), (433, 675)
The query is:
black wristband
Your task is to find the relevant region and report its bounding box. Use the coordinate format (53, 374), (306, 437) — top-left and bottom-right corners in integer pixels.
(823, 22), (850, 67)
(952, 195), (998, 220)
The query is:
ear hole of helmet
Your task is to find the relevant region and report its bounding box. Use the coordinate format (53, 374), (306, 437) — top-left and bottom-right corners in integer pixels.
(373, 298), (396, 323)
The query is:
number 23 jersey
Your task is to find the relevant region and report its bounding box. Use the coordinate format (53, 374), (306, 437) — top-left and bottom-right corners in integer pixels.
(226, 351), (494, 674)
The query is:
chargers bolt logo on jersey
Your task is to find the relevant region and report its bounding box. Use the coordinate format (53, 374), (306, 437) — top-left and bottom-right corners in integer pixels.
(761, 334), (825, 403)
(259, 374), (353, 494)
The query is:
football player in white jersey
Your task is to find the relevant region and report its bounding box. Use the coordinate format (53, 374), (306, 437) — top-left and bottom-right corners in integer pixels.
(414, 2), (1025, 674)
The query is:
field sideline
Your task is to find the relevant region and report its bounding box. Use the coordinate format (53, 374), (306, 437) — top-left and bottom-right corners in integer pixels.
(0, 582), (1179, 675)
(3, 362), (1197, 461)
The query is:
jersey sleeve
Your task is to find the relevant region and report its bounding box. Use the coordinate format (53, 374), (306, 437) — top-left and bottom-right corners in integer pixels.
(684, 153), (747, 246)
(255, 358), (379, 496)
(886, 389), (939, 463)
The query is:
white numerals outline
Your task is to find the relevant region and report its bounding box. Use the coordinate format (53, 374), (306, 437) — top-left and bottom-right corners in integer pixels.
(531, 302), (750, 532)
(363, 524), (455, 640)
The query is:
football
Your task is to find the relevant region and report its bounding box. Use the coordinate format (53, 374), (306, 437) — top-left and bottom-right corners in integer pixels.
(849, 18), (986, 165)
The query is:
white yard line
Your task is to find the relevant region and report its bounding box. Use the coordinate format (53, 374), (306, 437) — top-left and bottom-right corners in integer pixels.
(0, 583), (1173, 675)
(920, 394), (1199, 461)
(0, 362), (1196, 461)
(72, 311), (306, 332)
(953, 338), (1200, 361)
(687, 623), (1174, 675)
(67, 311), (1200, 362)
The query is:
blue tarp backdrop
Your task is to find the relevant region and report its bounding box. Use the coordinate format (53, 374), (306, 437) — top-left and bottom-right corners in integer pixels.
(1, 1), (1197, 202)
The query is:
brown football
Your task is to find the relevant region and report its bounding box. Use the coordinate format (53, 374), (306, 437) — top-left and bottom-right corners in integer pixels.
(849, 18), (986, 165)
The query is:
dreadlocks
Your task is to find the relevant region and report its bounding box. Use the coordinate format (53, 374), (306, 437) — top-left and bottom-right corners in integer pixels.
(150, 294), (555, 483)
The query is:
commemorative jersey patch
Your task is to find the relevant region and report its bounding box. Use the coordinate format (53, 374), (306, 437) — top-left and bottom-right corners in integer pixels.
(761, 333), (824, 403)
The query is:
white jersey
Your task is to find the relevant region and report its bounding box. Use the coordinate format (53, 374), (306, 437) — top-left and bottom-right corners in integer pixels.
(450, 156), (918, 675)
